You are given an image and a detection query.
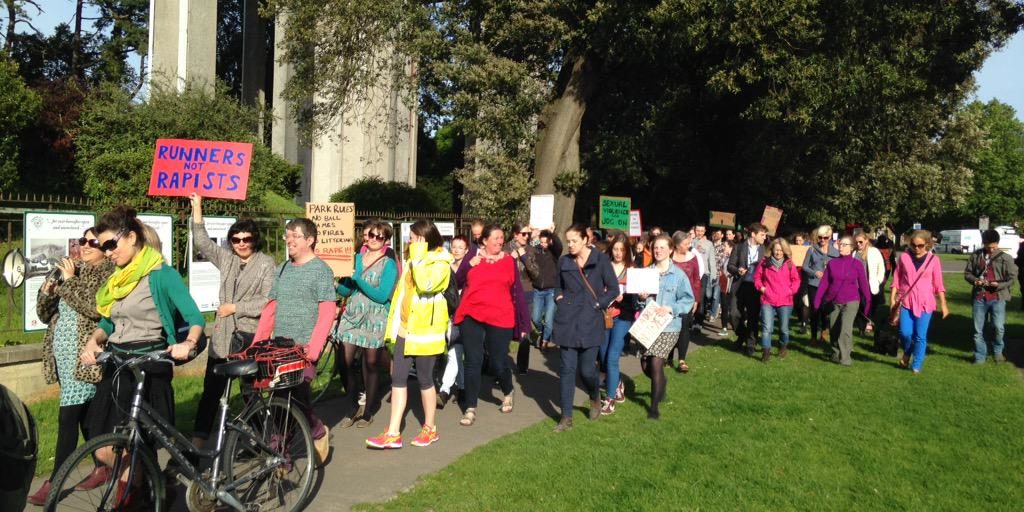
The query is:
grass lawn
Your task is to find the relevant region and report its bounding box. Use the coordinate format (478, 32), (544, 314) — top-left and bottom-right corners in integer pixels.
(355, 264), (1024, 511)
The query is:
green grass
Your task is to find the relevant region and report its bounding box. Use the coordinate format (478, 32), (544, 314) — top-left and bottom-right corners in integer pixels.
(355, 275), (1024, 511)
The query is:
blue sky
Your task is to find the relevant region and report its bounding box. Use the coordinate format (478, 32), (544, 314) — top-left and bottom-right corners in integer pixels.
(29, 3), (1024, 117)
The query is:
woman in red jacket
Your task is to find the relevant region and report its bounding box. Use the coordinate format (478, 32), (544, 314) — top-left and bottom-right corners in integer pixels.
(753, 238), (801, 362)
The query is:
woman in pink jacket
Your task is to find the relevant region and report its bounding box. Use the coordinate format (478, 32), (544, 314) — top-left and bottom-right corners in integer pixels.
(890, 230), (948, 374)
(754, 238), (802, 362)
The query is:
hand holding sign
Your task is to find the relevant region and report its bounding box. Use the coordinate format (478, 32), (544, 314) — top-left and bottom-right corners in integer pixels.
(148, 139), (253, 200)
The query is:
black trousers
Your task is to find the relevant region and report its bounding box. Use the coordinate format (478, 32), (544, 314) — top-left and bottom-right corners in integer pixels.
(734, 281), (761, 347)
(461, 316), (514, 409)
(193, 356), (229, 440)
(52, 402), (95, 480)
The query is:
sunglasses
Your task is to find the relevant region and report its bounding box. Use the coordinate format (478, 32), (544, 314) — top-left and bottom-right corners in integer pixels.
(367, 232), (387, 242)
(99, 231), (127, 252)
(518, 231), (531, 236)
(230, 236), (254, 245)
(911, 243), (926, 249)
(78, 237), (101, 249)
(818, 236), (830, 240)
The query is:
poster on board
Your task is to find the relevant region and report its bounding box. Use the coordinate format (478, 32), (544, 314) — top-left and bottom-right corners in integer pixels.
(529, 195), (554, 229)
(709, 211), (737, 229)
(401, 221), (456, 255)
(760, 206), (783, 236)
(147, 139), (253, 200)
(305, 202), (356, 277)
(137, 213), (174, 265)
(23, 211), (95, 331)
(188, 216), (236, 312)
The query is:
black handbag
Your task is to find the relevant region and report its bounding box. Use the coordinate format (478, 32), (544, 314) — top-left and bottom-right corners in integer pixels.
(230, 330), (256, 355)
(443, 269), (460, 313)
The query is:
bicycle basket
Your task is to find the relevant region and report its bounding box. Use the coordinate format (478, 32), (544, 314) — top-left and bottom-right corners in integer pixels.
(230, 338), (309, 391)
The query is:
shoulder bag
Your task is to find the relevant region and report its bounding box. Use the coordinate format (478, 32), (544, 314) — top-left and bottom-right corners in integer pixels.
(889, 254), (933, 327)
(578, 265), (613, 329)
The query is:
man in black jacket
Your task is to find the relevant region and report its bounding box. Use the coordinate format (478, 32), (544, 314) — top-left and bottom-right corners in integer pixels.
(727, 222), (768, 355)
(532, 229), (562, 349)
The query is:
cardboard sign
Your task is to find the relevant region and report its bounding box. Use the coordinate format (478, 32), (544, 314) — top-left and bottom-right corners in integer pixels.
(137, 213), (174, 265)
(629, 210), (643, 237)
(628, 300), (674, 348)
(790, 244), (809, 267)
(306, 202), (356, 277)
(530, 195), (554, 229)
(148, 138), (253, 200)
(599, 196), (631, 231)
(709, 211), (736, 229)
(188, 216), (236, 312)
(760, 206), (783, 236)
(23, 212), (96, 331)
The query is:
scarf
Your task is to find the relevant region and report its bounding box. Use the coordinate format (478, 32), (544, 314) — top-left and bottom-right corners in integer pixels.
(96, 245), (164, 317)
(770, 256), (784, 269)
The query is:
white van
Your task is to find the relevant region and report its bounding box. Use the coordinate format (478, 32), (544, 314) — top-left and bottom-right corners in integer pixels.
(938, 229), (982, 254)
(995, 226), (1020, 259)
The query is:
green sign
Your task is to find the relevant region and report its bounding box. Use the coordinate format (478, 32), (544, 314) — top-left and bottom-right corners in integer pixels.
(599, 196), (632, 231)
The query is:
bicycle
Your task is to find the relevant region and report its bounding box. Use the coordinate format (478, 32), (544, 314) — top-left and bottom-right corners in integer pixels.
(309, 330), (343, 404)
(45, 349), (315, 512)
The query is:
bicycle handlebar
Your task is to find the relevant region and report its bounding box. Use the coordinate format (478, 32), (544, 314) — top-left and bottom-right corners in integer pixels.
(96, 349), (174, 369)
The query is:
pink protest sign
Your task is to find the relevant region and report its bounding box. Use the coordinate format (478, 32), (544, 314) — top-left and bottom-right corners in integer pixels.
(147, 139), (253, 200)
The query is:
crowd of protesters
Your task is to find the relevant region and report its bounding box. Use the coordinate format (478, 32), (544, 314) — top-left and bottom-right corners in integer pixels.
(25, 195), (1020, 505)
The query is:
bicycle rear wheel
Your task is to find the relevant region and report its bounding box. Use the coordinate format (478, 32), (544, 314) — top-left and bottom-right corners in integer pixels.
(310, 339), (339, 403)
(224, 396), (315, 512)
(46, 432), (164, 512)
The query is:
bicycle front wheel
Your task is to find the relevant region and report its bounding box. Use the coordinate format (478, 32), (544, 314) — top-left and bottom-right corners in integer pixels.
(46, 432), (164, 512)
(310, 339), (339, 403)
(224, 396), (315, 512)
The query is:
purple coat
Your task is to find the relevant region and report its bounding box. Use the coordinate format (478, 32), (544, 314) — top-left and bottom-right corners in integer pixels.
(813, 255), (872, 314)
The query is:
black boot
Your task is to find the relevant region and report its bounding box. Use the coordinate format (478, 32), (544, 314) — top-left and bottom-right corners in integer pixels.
(761, 348), (771, 363)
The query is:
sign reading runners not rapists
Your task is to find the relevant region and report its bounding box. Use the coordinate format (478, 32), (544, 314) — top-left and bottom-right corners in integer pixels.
(305, 202), (356, 277)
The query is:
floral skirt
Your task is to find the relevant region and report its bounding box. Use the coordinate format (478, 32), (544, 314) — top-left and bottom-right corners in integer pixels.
(638, 331), (677, 360)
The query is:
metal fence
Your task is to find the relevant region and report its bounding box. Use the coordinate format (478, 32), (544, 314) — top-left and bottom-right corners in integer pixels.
(0, 192), (471, 343)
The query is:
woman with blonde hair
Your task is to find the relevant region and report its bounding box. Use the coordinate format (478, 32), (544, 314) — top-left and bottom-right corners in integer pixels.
(891, 230), (947, 374)
(753, 238), (802, 361)
(802, 225), (839, 343)
(854, 232), (886, 332)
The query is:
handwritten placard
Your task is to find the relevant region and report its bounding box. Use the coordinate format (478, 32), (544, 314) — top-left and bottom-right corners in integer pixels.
(629, 210), (643, 237)
(148, 138), (253, 200)
(599, 196), (631, 231)
(306, 202), (356, 277)
(709, 211), (736, 229)
(629, 300), (674, 348)
(760, 206), (783, 236)
(790, 244), (809, 267)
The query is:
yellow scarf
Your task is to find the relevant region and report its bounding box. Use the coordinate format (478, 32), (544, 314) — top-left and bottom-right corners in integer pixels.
(96, 245), (164, 317)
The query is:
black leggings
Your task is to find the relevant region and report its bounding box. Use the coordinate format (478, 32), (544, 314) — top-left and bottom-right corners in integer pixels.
(460, 316), (514, 409)
(194, 357), (229, 440)
(53, 402), (96, 480)
(807, 285), (826, 339)
(641, 356), (667, 416)
(343, 343), (383, 416)
(391, 336), (437, 391)
(673, 312), (693, 361)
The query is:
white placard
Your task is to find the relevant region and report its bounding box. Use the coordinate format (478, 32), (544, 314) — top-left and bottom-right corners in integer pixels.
(625, 267), (660, 295)
(629, 210), (643, 237)
(137, 213), (174, 265)
(188, 216), (236, 312)
(23, 212), (96, 331)
(628, 300), (674, 348)
(401, 221), (456, 254)
(530, 194), (554, 229)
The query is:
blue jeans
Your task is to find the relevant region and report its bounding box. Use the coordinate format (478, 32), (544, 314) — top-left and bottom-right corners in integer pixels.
(760, 304), (792, 349)
(708, 280), (722, 317)
(559, 345), (600, 419)
(899, 307), (933, 372)
(600, 317), (633, 399)
(972, 298), (1006, 361)
(532, 288), (557, 342)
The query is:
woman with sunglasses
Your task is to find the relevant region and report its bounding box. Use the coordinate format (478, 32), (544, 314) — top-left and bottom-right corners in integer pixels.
(79, 206), (204, 504)
(891, 231), (947, 374)
(188, 194), (277, 448)
(505, 222), (541, 373)
(336, 220), (399, 428)
(26, 228), (115, 505)
(803, 225), (839, 344)
(813, 236), (872, 366)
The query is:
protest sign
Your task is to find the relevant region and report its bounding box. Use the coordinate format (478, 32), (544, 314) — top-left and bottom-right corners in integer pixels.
(628, 300), (673, 348)
(306, 202), (356, 277)
(148, 139), (253, 200)
(400, 221), (456, 254)
(530, 195), (554, 229)
(137, 213), (174, 265)
(760, 205), (783, 236)
(625, 268), (660, 295)
(790, 245), (809, 267)
(23, 212), (95, 331)
(188, 216), (236, 312)
(599, 196), (631, 231)
(709, 211), (737, 229)
(629, 210), (643, 237)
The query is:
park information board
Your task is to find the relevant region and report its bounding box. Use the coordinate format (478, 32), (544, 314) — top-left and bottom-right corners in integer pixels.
(188, 216), (236, 312)
(147, 138), (253, 200)
(306, 202), (356, 277)
(138, 213), (174, 265)
(401, 222), (456, 255)
(599, 196), (631, 231)
(23, 211), (95, 331)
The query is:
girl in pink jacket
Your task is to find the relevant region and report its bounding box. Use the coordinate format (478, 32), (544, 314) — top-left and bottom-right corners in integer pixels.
(754, 239), (802, 361)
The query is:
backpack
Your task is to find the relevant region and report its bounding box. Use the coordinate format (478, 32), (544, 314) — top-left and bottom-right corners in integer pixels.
(442, 269), (460, 313)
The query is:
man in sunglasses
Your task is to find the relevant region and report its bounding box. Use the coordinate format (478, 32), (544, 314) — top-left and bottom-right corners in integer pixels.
(254, 218), (337, 461)
(964, 229), (1018, 364)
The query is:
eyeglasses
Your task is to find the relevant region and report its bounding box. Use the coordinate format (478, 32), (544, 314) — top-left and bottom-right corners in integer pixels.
(518, 231), (531, 236)
(818, 236), (830, 240)
(911, 243), (926, 249)
(839, 242), (852, 247)
(78, 237), (101, 249)
(855, 240), (865, 244)
(230, 236), (254, 245)
(282, 232), (308, 241)
(99, 231), (127, 252)
(367, 232), (387, 242)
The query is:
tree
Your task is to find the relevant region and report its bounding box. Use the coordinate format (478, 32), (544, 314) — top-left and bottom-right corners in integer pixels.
(329, 176), (440, 213)
(0, 57), (40, 191)
(960, 100), (1024, 225)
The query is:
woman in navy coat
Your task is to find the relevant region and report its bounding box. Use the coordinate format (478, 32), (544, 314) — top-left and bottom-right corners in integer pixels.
(551, 224), (619, 432)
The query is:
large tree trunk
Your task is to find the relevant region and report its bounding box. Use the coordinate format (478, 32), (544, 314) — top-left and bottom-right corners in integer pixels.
(5, 0), (15, 52)
(71, 0), (83, 79)
(532, 55), (592, 231)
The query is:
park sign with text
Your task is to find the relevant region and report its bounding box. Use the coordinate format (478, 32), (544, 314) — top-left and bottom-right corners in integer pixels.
(599, 196), (631, 231)
(148, 139), (253, 200)
(305, 202), (356, 277)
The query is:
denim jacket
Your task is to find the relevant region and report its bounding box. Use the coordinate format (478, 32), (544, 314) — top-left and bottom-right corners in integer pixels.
(643, 265), (694, 333)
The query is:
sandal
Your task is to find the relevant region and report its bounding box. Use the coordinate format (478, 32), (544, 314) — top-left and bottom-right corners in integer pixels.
(500, 393), (514, 414)
(459, 408), (477, 426)
(678, 361), (690, 373)
(898, 356), (910, 369)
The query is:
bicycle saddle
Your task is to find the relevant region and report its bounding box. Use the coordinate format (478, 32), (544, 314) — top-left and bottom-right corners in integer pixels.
(212, 359), (258, 378)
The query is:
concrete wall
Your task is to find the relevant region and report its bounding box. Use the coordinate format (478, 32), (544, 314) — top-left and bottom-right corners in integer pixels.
(149, 0), (217, 91)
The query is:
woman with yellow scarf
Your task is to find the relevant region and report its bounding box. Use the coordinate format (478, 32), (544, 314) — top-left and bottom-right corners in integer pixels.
(79, 206), (204, 505)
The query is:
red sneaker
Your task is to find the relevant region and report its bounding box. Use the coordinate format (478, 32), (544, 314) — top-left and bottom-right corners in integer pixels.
(75, 465), (112, 491)
(366, 431), (402, 449)
(411, 426), (439, 447)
